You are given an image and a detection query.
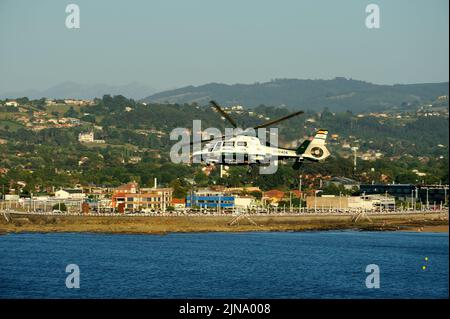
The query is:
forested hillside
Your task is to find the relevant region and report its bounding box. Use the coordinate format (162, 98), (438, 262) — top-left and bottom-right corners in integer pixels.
(143, 78), (449, 112)
(0, 95), (448, 195)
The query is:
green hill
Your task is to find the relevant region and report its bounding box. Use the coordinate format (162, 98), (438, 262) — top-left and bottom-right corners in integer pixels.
(142, 78), (449, 112)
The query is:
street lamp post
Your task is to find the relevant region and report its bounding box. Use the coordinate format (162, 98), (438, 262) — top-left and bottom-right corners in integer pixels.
(289, 191), (292, 213)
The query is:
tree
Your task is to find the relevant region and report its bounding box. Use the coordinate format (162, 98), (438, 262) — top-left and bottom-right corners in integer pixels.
(64, 106), (78, 118)
(321, 183), (351, 196)
(81, 114), (96, 123)
(170, 179), (188, 198)
(16, 97), (29, 105)
(52, 203), (67, 211)
(194, 172), (208, 186)
(249, 190), (262, 200)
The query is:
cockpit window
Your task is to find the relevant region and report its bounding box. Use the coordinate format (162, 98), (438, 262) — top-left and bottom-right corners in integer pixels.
(236, 141), (247, 147)
(213, 142), (222, 151)
(223, 141), (234, 147)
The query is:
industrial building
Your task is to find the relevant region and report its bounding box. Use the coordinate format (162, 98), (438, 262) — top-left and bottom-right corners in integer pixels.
(417, 185), (449, 206)
(360, 184), (415, 201)
(306, 194), (395, 211)
(360, 183), (448, 205)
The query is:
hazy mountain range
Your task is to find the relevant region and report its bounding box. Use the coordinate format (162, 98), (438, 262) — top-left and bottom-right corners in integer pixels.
(142, 77), (449, 112)
(0, 81), (156, 100)
(1, 77), (448, 113)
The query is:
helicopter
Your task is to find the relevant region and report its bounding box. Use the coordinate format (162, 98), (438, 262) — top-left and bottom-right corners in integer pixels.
(190, 101), (330, 171)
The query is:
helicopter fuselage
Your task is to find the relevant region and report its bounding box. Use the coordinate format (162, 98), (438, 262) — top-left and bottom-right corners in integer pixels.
(187, 101), (330, 169)
(192, 135), (299, 166)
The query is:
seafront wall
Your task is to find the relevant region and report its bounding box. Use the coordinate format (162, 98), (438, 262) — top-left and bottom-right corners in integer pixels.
(0, 211), (448, 234)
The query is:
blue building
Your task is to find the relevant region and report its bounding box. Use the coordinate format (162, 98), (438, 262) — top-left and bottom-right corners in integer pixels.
(186, 190), (234, 209)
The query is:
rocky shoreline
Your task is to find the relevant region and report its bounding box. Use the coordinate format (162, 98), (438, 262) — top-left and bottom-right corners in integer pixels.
(0, 212), (447, 235)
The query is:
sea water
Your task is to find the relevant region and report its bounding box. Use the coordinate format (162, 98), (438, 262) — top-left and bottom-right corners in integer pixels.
(0, 231), (448, 298)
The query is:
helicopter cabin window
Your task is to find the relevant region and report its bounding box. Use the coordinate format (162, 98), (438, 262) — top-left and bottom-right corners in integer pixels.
(213, 142), (222, 151)
(223, 141), (234, 147)
(236, 141), (247, 147)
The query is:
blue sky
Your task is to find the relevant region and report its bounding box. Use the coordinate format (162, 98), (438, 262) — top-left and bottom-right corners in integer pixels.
(0, 0), (448, 92)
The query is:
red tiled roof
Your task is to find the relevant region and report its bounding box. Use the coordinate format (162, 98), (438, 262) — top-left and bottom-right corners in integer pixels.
(264, 190), (285, 199)
(291, 190), (303, 198)
(116, 182), (138, 192)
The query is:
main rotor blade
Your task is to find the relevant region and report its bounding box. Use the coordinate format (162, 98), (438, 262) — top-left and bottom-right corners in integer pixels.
(185, 136), (217, 146)
(253, 110), (304, 129)
(210, 100), (238, 128)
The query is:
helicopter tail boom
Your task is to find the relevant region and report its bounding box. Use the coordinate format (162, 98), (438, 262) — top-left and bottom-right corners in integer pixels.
(296, 129), (330, 162)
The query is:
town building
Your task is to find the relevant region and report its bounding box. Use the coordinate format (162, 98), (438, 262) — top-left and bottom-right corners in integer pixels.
(33, 194), (50, 201)
(222, 186), (262, 195)
(78, 131), (105, 143)
(5, 101), (19, 107)
(54, 188), (85, 200)
(64, 99), (94, 106)
(417, 185), (449, 206)
(83, 186), (112, 198)
(260, 189), (304, 206)
(262, 190), (285, 206)
(306, 194), (395, 211)
(325, 177), (360, 190)
(45, 99), (57, 105)
(4, 194), (20, 201)
(78, 132), (95, 143)
(360, 184), (415, 201)
(111, 183), (173, 212)
(186, 190), (234, 209)
(234, 195), (256, 209)
(172, 198), (186, 210)
(360, 183), (449, 205)
(128, 156), (142, 164)
(115, 181), (139, 194)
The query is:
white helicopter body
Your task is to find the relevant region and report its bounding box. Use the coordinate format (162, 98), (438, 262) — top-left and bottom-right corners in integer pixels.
(188, 101), (330, 170)
(192, 129), (330, 169)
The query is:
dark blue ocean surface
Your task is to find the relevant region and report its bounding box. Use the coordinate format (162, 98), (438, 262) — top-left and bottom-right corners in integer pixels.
(0, 231), (448, 298)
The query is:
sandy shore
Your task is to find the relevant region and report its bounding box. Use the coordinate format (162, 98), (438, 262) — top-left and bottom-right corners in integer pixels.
(398, 225), (448, 233)
(0, 212), (448, 235)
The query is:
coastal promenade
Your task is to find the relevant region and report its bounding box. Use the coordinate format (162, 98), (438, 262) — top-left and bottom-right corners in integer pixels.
(0, 209), (447, 234)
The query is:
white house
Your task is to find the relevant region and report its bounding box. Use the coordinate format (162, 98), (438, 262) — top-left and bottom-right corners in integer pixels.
(5, 194), (20, 201)
(55, 189), (85, 200)
(78, 132), (95, 143)
(234, 196), (256, 209)
(5, 101), (19, 107)
(33, 194), (49, 201)
(171, 198), (186, 210)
